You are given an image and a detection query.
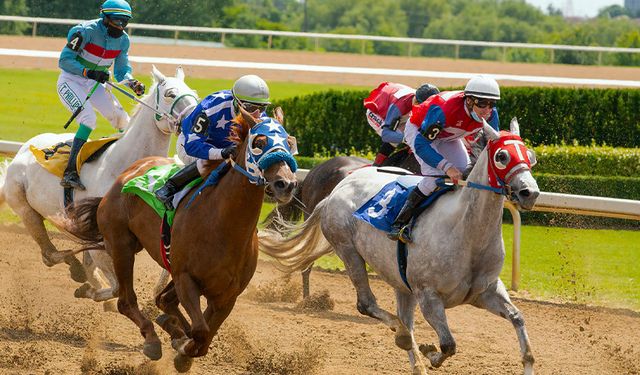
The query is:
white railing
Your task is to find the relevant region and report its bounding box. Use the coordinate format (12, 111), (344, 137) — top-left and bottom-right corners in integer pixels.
(1, 139), (638, 291)
(2, 15), (639, 63)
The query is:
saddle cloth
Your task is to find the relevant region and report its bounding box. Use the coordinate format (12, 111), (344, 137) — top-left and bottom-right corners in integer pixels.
(29, 136), (120, 178)
(353, 175), (452, 233)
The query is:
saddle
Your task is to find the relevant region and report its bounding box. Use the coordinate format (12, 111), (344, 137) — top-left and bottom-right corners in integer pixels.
(29, 136), (120, 178)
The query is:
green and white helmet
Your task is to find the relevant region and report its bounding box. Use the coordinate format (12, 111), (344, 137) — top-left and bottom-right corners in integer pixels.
(232, 75), (271, 105)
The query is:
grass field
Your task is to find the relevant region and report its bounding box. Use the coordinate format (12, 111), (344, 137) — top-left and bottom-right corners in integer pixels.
(0, 67), (367, 143)
(0, 68), (638, 311)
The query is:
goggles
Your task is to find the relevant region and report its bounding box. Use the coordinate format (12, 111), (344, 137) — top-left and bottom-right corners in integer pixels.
(472, 98), (497, 109)
(107, 16), (129, 28)
(239, 100), (268, 114)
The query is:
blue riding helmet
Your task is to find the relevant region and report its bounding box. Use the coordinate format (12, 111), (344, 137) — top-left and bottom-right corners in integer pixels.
(100, 0), (132, 19)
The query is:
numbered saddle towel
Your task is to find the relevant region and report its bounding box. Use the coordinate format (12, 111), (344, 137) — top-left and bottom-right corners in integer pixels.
(353, 175), (453, 233)
(29, 136), (120, 178)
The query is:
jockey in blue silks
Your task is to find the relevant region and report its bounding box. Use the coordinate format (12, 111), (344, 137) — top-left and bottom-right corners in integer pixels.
(57, 0), (146, 190)
(155, 75), (271, 210)
(388, 75), (501, 242)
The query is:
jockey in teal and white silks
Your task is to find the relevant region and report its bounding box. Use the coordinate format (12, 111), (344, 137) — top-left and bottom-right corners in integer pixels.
(154, 75), (271, 210)
(57, 0), (146, 190)
(388, 75), (501, 242)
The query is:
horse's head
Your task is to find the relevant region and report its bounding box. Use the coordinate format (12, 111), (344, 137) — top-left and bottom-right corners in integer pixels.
(232, 106), (298, 204)
(482, 118), (539, 210)
(147, 65), (199, 134)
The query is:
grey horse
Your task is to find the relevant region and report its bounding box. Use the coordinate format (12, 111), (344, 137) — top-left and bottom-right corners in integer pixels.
(259, 119), (539, 374)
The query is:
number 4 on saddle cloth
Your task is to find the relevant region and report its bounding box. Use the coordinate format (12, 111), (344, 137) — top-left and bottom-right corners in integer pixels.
(352, 175), (453, 234)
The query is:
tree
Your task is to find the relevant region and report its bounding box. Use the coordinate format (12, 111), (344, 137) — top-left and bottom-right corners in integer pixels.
(0, 0), (29, 34)
(597, 5), (629, 19)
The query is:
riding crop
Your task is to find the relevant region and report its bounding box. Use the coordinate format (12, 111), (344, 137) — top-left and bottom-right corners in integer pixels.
(105, 81), (171, 119)
(63, 81), (100, 129)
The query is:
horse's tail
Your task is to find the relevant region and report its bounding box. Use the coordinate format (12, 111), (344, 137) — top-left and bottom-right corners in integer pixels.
(51, 197), (104, 246)
(258, 198), (333, 273)
(0, 159), (9, 207)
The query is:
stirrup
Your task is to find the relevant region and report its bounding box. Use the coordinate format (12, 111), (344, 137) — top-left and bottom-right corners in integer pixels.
(387, 225), (412, 243)
(60, 171), (86, 190)
(155, 186), (176, 210)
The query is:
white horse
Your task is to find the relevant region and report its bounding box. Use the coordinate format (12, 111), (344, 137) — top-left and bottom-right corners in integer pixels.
(0, 66), (197, 302)
(259, 119), (539, 374)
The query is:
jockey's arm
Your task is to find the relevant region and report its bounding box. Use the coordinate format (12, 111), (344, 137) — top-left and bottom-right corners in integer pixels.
(58, 25), (89, 77)
(413, 106), (454, 172)
(181, 111), (230, 161)
(380, 103), (404, 144)
(488, 108), (500, 131)
(113, 36), (133, 83)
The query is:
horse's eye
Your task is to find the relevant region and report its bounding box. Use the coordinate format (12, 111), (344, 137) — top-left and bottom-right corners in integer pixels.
(251, 135), (267, 155)
(164, 88), (177, 99)
(493, 149), (510, 170)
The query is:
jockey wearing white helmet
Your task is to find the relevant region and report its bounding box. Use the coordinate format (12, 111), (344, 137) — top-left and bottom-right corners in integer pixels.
(155, 75), (272, 210)
(57, 0), (145, 190)
(388, 75), (501, 243)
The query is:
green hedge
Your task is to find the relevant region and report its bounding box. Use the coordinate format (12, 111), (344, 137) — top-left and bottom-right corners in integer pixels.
(275, 87), (640, 155)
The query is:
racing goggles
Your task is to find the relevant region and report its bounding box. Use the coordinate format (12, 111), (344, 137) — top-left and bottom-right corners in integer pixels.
(239, 100), (268, 114)
(472, 98), (497, 109)
(107, 15), (129, 28)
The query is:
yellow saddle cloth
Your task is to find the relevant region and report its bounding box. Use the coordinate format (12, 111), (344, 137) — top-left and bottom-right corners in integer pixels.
(29, 136), (121, 178)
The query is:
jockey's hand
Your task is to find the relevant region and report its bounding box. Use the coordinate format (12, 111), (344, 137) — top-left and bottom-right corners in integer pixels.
(84, 69), (110, 83)
(445, 166), (462, 184)
(221, 145), (238, 160)
(126, 79), (146, 96)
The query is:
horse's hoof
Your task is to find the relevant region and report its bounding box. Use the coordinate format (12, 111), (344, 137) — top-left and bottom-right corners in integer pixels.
(41, 254), (56, 267)
(74, 283), (92, 299)
(102, 300), (118, 313)
(419, 343), (437, 357)
(174, 353), (193, 373)
(143, 341), (162, 361)
(412, 365), (427, 375)
(66, 256), (87, 283)
(395, 332), (413, 351)
(48, 250), (75, 265)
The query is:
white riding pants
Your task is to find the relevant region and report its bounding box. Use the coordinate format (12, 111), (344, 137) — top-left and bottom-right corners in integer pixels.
(56, 71), (129, 131)
(404, 122), (470, 195)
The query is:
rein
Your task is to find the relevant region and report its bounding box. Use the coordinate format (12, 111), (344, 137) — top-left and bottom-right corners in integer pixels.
(376, 168), (508, 195)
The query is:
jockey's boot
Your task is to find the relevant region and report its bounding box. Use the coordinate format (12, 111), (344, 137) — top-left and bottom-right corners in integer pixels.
(60, 137), (87, 190)
(372, 152), (388, 167)
(387, 188), (428, 243)
(155, 162), (200, 210)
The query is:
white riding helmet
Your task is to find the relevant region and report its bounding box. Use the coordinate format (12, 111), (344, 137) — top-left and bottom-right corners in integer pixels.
(464, 75), (500, 100)
(232, 75), (271, 105)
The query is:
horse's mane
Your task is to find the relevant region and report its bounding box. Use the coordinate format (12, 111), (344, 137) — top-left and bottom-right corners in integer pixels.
(228, 114), (251, 144)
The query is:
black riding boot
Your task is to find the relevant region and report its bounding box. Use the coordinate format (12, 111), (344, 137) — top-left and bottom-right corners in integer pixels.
(154, 162), (200, 210)
(387, 188), (428, 243)
(60, 137), (87, 190)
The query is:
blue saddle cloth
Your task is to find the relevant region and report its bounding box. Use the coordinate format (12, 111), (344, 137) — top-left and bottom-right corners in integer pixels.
(353, 176), (453, 233)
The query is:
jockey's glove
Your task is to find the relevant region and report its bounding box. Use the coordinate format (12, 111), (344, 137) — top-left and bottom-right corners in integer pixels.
(126, 79), (146, 97)
(84, 69), (110, 84)
(221, 145), (238, 159)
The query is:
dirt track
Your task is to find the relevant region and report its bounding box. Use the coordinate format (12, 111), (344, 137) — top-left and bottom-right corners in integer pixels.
(0, 224), (638, 375)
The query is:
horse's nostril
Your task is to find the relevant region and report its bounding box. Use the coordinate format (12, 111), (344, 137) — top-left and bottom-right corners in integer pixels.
(519, 189), (531, 198)
(274, 180), (286, 191)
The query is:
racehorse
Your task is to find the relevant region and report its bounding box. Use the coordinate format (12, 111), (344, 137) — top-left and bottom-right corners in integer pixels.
(59, 107), (298, 371)
(1, 66), (198, 302)
(259, 119), (539, 374)
(263, 147), (420, 297)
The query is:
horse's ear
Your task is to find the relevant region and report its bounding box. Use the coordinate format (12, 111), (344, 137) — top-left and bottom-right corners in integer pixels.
(482, 119), (500, 140)
(273, 106), (284, 124)
(152, 65), (166, 83)
(287, 135), (298, 155)
(237, 103), (258, 127)
(509, 117), (520, 136)
(176, 66), (185, 81)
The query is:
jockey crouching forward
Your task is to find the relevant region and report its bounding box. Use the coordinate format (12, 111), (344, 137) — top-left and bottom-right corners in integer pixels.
(57, 0), (146, 190)
(155, 75), (271, 210)
(364, 82), (440, 166)
(387, 75), (501, 243)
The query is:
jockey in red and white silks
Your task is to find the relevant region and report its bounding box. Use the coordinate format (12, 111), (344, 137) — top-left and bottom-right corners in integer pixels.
(388, 75), (501, 242)
(364, 82), (439, 166)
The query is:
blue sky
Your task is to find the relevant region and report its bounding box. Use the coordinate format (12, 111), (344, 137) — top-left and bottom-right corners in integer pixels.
(524, 0), (624, 17)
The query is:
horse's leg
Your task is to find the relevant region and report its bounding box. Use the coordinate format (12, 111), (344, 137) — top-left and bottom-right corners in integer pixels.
(172, 273), (208, 358)
(415, 289), (456, 368)
(336, 245), (412, 350)
(396, 290), (427, 375)
(19, 205), (85, 282)
(110, 234), (162, 360)
(74, 251), (116, 303)
(301, 263), (312, 298)
(471, 279), (535, 375)
(155, 281), (192, 340)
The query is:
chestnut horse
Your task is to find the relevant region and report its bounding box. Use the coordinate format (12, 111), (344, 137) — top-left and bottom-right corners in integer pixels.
(62, 108), (297, 371)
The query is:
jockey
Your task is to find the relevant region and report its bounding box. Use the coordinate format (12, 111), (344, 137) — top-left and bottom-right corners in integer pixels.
(154, 75), (271, 210)
(57, 0), (145, 190)
(388, 75), (501, 242)
(364, 82), (440, 166)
